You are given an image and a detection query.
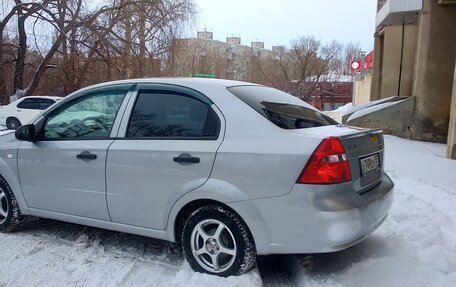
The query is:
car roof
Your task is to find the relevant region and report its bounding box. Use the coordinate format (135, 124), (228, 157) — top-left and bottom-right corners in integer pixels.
(21, 96), (61, 100)
(75, 78), (260, 93)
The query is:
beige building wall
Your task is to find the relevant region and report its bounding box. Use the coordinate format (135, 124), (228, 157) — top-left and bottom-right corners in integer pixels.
(371, 33), (384, 101)
(447, 60), (456, 159)
(412, 0), (456, 142)
(369, 0), (456, 143)
(373, 25), (418, 99)
(354, 74), (372, 106)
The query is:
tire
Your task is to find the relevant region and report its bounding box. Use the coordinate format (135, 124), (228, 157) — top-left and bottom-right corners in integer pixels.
(0, 177), (25, 232)
(181, 205), (256, 277)
(6, 117), (21, 130)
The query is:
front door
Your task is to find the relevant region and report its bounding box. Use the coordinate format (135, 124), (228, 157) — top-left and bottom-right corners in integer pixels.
(106, 86), (224, 229)
(18, 89), (128, 220)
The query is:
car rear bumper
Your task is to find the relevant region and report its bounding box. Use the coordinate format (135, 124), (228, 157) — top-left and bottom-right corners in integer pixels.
(241, 173), (394, 255)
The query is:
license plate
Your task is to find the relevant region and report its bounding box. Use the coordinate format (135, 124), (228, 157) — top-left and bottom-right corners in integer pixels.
(360, 154), (380, 175)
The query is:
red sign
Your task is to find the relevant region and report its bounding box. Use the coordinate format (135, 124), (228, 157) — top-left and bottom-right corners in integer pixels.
(350, 61), (361, 72)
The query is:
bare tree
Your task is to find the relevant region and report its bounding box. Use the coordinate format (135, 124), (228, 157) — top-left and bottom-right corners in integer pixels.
(0, 0), (117, 98)
(111, 0), (195, 78)
(170, 38), (229, 78)
(0, 2), (17, 102)
(255, 36), (342, 101)
(0, 0), (195, 101)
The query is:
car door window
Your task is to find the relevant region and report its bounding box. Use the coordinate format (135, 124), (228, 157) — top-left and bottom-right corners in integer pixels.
(127, 91), (219, 139)
(43, 91), (126, 139)
(17, 98), (41, 109)
(37, 99), (56, 110)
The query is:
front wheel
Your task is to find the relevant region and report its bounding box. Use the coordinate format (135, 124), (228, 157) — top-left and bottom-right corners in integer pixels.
(6, 117), (21, 130)
(182, 205), (256, 277)
(0, 177), (24, 232)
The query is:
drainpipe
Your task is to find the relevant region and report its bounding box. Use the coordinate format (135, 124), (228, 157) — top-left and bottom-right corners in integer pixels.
(397, 15), (405, 97)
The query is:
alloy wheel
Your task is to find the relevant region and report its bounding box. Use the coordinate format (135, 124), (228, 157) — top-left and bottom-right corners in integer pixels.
(190, 219), (237, 273)
(0, 188), (8, 224)
(7, 118), (20, 130)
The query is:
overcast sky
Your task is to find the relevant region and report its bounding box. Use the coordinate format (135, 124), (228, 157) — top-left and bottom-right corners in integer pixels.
(190, 0), (377, 51)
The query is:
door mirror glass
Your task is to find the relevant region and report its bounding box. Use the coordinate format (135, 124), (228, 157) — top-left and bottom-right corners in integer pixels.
(15, 124), (37, 141)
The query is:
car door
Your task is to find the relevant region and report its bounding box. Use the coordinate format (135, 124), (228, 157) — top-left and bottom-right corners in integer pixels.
(18, 87), (132, 220)
(106, 84), (224, 229)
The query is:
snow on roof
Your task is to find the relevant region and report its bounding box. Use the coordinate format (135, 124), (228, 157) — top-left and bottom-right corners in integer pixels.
(305, 74), (354, 83)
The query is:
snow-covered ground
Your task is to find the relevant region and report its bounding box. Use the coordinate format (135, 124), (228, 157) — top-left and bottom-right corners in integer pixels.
(1, 135), (455, 286)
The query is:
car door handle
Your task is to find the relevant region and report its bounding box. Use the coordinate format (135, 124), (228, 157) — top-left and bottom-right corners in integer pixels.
(76, 151), (97, 161)
(173, 153), (200, 164)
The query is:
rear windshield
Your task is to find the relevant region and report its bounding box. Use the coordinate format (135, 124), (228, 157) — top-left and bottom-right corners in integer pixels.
(228, 86), (338, 129)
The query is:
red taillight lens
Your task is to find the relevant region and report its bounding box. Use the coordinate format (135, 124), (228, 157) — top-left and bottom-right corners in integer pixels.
(297, 137), (352, 184)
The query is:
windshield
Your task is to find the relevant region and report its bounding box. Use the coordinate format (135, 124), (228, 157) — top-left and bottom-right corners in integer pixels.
(228, 85), (338, 129)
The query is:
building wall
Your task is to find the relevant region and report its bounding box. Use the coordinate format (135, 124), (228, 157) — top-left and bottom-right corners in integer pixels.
(373, 24), (417, 99)
(447, 60), (456, 159)
(371, 33), (384, 101)
(308, 82), (353, 111)
(354, 74), (373, 106)
(369, 0), (456, 143)
(412, 0), (456, 142)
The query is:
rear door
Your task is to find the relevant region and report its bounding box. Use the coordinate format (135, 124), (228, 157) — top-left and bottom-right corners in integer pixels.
(106, 84), (224, 229)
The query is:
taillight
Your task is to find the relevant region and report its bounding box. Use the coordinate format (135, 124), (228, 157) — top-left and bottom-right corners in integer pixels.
(297, 137), (352, 184)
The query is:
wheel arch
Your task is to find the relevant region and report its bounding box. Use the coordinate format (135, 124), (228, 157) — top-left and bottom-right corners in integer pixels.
(167, 190), (272, 254)
(6, 116), (21, 124)
(0, 161), (29, 215)
(173, 199), (231, 243)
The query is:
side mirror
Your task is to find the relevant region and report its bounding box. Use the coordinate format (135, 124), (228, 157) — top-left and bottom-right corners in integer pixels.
(15, 124), (38, 142)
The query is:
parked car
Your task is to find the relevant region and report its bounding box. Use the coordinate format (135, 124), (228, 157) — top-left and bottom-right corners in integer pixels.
(0, 79), (394, 277)
(0, 96), (61, 130)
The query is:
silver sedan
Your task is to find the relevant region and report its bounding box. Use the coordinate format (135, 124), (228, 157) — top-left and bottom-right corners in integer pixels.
(0, 78), (393, 277)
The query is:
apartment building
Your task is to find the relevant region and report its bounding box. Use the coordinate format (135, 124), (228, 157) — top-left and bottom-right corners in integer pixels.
(170, 31), (279, 82)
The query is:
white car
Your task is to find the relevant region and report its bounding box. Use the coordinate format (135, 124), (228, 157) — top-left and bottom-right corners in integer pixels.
(0, 96), (61, 130)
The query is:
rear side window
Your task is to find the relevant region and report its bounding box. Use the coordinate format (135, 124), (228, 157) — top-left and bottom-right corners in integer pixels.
(228, 86), (338, 129)
(37, 98), (56, 109)
(17, 98), (55, 110)
(126, 91), (220, 139)
(17, 98), (56, 110)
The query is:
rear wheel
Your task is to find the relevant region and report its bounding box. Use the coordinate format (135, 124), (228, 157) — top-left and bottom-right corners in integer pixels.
(6, 117), (21, 130)
(0, 177), (24, 232)
(182, 205), (256, 277)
